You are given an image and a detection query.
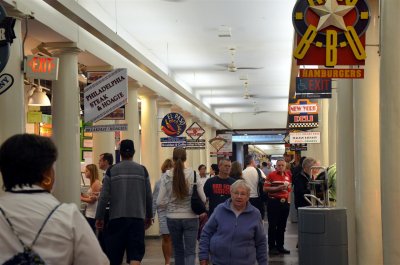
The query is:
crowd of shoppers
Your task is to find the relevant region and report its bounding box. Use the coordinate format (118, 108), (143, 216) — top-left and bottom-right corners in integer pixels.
(1, 132), (327, 264)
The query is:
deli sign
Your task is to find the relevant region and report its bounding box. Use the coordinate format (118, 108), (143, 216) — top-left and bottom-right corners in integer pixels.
(288, 99), (319, 128)
(25, 55), (59, 80)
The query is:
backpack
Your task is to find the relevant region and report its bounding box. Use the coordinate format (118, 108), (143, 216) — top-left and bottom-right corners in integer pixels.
(256, 168), (269, 202)
(0, 204), (61, 265)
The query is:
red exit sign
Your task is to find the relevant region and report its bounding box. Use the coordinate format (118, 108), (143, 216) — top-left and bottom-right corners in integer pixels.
(25, 55), (59, 80)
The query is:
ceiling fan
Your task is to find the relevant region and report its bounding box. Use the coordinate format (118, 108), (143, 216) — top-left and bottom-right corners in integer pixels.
(225, 48), (264, 72)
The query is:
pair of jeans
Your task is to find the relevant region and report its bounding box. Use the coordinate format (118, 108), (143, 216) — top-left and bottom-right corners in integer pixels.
(167, 218), (199, 265)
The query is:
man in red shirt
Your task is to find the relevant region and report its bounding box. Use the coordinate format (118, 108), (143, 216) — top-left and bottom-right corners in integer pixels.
(264, 159), (292, 255)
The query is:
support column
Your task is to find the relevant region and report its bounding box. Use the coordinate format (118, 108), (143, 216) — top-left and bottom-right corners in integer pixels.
(328, 89), (338, 165)
(191, 118), (201, 170)
(210, 127), (218, 165)
(120, 81), (141, 163)
(157, 103), (173, 167)
(336, 79), (356, 265)
(183, 112), (193, 169)
(45, 43), (81, 205)
(92, 120), (115, 169)
(0, 19), (25, 140)
(353, 0), (383, 263)
(0, 19), (25, 194)
(198, 121), (207, 166)
(204, 125), (212, 172)
(380, 1), (400, 263)
(141, 94), (159, 236)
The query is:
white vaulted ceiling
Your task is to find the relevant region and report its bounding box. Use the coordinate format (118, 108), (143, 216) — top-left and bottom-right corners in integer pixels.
(75, 0), (295, 129)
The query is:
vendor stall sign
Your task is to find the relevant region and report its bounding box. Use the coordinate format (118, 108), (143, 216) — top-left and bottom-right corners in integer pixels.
(290, 131), (321, 144)
(84, 68), (127, 123)
(288, 99), (319, 128)
(185, 122), (205, 140)
(161, 112), (186, 137)
(25, 55), (59, 80)
(160, 136), (186, 147)
(186, 139), (206, 150)
(299, 68), (364, 79)
(292, 0), (370, 67)
(209, 134), (232, 157)
(84, 124), (128, 133)
(296, 77), (331, 99)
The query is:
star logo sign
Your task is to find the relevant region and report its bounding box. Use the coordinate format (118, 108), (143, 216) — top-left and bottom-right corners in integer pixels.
(310, 0), (354, 31)
(292, 0), (371, 66)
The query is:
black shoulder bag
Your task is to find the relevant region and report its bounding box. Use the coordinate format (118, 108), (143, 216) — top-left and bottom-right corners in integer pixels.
(191, 171), (206, 215)
(256, 168), (269, 203)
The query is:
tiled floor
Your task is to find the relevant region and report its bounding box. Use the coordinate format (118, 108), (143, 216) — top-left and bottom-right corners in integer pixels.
(141, 221), (299, 265)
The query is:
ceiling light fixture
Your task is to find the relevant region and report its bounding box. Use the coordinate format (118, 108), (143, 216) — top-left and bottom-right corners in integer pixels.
(28, 84), (51, 106)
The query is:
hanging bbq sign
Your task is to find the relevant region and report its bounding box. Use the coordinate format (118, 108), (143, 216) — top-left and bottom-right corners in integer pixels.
(0, 4), (16, 95)
(161, 112), (186, 137)
(292, 0), (370, 69)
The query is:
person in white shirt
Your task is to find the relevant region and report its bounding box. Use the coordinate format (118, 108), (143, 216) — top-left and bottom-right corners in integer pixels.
(0, 134), (109, 265)
(242, 154), (266, 219)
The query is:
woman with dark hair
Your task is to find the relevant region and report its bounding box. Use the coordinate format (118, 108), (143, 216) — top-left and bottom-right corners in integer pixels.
(157, 148), (206, 265)
(0, 134), (108, 264)
(229, 161), (243, 180)
(81, 164), (102, 232)
(153, 158), (174, 265)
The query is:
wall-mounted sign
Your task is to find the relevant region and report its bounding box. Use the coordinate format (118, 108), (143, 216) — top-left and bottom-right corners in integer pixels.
(84, 124), (128, 133)
(185, 122), (205, 140)
(160, 136), (186, 147)
(299, 68), (364, 79)
(290, 131), (321, 144)
(296, 77), (331, 99)
(0, 4), (16, 74)
(161, 112), (186, 137)
(292, 0), (370, 67)
(84, 68), (128, 123)
(186, 139), (206, 150)
(25, 55), (59, 80)
(209, 133), (232, 157)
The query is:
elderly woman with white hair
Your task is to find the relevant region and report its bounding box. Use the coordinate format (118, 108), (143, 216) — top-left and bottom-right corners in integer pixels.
(198, 180), (267, 265)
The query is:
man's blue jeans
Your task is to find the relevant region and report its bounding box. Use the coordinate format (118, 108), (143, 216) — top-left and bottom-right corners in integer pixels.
(167, 218), (199, 265)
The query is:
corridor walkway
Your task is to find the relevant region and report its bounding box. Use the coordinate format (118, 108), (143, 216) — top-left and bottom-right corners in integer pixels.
(141, 221), (299, 265)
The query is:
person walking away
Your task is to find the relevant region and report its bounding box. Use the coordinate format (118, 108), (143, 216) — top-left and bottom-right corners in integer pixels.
(199, 180), (267, 265)
(0, 134), (108, 264)
(96, 139), (153, 265)
(242, 155), (266, 219)
(80, 164), (102, 232)
(157, 147), (206, 265)
(153, 158), (174, 265)
(263, 159), (292, 255)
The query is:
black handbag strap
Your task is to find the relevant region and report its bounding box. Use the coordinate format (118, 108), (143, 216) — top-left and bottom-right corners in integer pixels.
(0, 203), (61, 249)
(193, 171), (197, 184)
